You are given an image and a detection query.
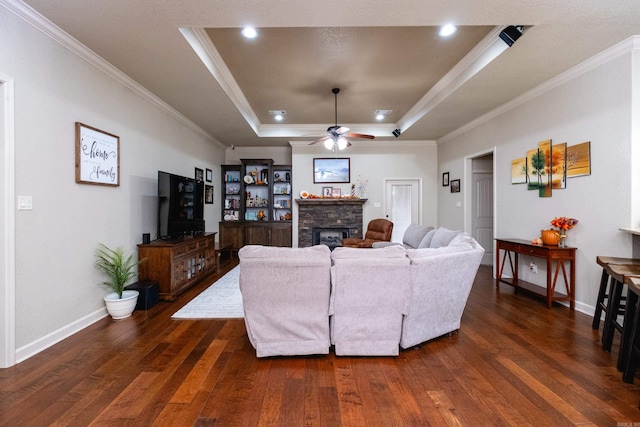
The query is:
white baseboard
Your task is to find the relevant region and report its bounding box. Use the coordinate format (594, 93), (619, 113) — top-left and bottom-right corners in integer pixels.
(15, 307), (107, 364)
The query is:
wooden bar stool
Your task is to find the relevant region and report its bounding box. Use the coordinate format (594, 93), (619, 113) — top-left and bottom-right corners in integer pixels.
(601, 264), (640, 359)
(622, 276), (640, 383)
(592, 256), (640, 330)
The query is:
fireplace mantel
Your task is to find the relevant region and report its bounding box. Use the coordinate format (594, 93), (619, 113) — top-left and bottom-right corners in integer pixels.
(297, 198), (367, 247)
(295, 198), (367, 206)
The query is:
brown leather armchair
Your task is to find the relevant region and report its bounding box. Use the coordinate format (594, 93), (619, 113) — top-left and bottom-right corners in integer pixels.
(342, 218), (393, 248)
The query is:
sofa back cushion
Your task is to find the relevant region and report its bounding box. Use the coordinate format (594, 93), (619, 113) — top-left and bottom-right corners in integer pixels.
(417, 229), (437, 248)
(403, 224), (434, 248)
(429, 227), (463, 248)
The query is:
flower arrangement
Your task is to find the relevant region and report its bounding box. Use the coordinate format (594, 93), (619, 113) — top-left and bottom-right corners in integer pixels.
(550, 217), (579, 231)
(355, 174), (368, 198)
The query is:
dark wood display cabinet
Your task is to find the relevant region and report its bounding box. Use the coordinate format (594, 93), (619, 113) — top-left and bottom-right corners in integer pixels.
(220, 159), (292, 251)
(137, 232), (217, 301)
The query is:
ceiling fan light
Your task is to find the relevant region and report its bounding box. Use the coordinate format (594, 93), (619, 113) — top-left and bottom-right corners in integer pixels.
(337, 137), (348, 150)
(324, 139), (335, 150)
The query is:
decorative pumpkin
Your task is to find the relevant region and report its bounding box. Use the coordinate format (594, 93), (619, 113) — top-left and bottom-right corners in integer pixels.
(540, 229), (560, 245)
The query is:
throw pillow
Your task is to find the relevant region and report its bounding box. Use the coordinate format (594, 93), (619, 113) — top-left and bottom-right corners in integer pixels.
(403, 224), (433, 248)
(417, 229), (437, 249)
(429, 227), (462, 248)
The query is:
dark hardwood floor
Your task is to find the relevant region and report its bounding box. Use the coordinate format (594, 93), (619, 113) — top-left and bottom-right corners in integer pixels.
(2, 260), (640, 426)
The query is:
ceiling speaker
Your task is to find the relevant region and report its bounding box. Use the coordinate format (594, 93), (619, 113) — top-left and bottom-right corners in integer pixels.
(499, 26), (523, 47)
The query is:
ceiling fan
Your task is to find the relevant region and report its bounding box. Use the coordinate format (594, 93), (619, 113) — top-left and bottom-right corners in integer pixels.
(309, 88), (375, 151)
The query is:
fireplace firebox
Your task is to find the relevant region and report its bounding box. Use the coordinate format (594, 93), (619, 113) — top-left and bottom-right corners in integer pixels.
(312, 228), (350, 250)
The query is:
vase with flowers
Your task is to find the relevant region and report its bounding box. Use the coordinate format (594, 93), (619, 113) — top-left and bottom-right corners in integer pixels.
(549, 217), (579, 247)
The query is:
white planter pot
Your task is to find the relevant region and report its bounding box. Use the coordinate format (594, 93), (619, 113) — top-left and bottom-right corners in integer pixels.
(104, 290), (139, 319)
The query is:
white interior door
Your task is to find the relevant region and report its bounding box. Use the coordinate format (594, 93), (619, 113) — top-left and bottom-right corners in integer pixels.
(385, 179), (420, 242)
(473, 171), (494, 265)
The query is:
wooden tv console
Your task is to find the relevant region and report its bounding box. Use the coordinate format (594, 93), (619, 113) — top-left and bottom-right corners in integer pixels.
(137, 232), (217, 301)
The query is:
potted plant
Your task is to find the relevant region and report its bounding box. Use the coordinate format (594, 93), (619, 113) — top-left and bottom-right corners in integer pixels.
(95, 243), (146, 319)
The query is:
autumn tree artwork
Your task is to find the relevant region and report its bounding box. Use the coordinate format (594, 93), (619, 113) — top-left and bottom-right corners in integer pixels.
(512, 139), (590, 197)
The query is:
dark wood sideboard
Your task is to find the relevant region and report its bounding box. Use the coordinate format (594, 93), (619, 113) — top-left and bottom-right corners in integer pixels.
(137, 232), (217, 301)
(495, 238), (576, 309)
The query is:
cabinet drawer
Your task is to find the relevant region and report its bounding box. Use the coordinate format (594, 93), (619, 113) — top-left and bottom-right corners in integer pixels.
(173, 245), (188, 256)
(497, 241), (521, 253)
(524, 245), (548, 258)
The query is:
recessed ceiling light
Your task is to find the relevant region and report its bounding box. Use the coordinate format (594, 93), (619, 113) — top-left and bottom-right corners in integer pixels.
(439, 24), (457, 37)
(374, 109), (393, 121)
(241, 27), (257, 39)
(269, 110), (286, 121)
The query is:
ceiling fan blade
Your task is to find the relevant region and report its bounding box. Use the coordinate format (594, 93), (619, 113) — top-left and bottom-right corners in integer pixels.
(309, 135), (330, 145)
(347, 132), (375, 140)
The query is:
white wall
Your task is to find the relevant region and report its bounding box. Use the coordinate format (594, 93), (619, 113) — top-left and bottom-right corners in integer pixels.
(0, 4), (224, 362)
(291, 141), (437, 247)
(437, 40), (638, 314)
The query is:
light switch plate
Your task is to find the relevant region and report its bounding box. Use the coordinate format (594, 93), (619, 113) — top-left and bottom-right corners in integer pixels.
(18, 196), (33, 210)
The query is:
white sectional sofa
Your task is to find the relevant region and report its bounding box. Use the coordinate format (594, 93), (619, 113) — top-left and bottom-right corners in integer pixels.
(238, 228), (484, 357)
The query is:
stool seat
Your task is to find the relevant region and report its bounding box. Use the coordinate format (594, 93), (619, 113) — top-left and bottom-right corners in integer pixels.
(596, 256), (640, 268)
(606, 264), (640, 283)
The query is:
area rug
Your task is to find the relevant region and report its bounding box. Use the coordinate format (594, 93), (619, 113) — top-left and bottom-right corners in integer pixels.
(171, 266), (244, 319)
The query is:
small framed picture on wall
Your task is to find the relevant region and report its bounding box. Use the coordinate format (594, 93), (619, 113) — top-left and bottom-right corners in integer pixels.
(206, 168), (212, 183)
(442, 172), (449, 187)
(450, 179), (460, 193)
(205, 185), (214, 204)
(195, 167), (204, 183)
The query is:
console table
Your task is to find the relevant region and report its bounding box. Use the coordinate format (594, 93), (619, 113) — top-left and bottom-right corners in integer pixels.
(495, 238), (576, 309)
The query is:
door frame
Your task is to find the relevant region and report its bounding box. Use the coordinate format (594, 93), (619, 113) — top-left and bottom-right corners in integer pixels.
(464, 147), (497, 275)
(0, 72), (16, 368)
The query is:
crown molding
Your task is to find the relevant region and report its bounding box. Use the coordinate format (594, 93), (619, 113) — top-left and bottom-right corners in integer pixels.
(0, 0), (224, 149)
(439, 35), (640, 144)
(180, 27), (261, 135)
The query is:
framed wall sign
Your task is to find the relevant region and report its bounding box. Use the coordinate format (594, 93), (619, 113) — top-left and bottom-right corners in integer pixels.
(206, 168), (213, 183)
(75, 122), (120, 186)
(313, 158), (350, 183)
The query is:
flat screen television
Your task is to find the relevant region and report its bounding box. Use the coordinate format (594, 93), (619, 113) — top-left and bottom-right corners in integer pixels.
(157, 171), (205, 240)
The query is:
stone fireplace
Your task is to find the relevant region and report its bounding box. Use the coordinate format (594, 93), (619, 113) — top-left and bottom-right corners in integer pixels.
(297, 198), (367, 248)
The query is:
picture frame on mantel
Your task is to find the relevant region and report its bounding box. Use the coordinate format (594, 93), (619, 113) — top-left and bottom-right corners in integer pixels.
(75, 122), (120, 186)
(313, 158), (350, 183)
